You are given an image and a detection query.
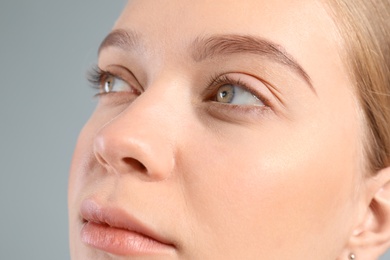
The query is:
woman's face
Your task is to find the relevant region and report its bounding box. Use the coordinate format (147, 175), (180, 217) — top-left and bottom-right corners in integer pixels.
(68, 0), (365, 259)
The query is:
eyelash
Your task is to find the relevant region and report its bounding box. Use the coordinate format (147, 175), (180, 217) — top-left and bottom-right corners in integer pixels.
(87, 65), (114, 96)
(205, 74), (270, 107)
(86, 65), (270, 109)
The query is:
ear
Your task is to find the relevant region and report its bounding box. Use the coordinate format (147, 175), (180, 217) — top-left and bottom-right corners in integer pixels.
(344, 167), (390, 259)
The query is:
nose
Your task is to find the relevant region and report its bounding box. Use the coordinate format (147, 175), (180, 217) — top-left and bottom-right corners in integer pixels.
(93, 88), (177, 181)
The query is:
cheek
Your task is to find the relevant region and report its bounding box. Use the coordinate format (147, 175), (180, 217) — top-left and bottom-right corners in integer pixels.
(68, 114), (115, 258)
(68, 125), (90, 258)
(68, 105), (120, 202)
(68, 123), (95, 203)
(179, 117), (359, 257)
(68, 111), (108, 228)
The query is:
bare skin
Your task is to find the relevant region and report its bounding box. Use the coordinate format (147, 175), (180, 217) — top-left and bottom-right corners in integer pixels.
(68, 0), (390, 259)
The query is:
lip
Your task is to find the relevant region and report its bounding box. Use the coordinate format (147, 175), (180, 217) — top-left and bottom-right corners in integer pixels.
(80, 199), (176, 256)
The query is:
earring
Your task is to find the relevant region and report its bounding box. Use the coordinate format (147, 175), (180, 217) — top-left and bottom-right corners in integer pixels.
(349, 253), (356, 259)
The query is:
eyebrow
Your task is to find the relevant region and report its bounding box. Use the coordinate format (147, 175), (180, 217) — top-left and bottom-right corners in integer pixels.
(98, 29), (140, 54)
(99, 30), (314, 90)
(191, 35), (313, 90)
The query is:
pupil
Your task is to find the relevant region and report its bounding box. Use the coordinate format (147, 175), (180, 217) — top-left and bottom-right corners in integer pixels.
(221, 91), (228, 98)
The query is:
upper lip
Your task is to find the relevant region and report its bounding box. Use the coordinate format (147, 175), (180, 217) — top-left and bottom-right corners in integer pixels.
(80, 199), (175, 247)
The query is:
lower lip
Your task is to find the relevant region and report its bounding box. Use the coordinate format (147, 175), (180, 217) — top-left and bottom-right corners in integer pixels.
(81, 222), (174, 256)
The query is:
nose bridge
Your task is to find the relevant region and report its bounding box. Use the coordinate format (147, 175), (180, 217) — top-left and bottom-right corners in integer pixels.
(94, 80), (183, 181)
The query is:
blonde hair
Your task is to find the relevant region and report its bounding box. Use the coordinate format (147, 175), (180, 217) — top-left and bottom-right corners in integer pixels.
(326, 0), (390, 174)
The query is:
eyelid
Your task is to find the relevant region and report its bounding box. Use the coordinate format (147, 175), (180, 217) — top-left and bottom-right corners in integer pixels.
(205, 73), (273, 108)
(86, 64), (143, 96)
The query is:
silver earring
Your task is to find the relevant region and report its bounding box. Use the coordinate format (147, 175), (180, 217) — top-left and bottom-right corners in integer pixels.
(349, 253), (356, 259)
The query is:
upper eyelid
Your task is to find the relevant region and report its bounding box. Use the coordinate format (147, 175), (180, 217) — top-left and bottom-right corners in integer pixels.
(88, 65), (277, 109)
(86, 66), (121, 88)
(86, 68), (115, 97)
(222, 73), (286, 109)
(87, 64), (144, 92)
(86, 65), (106, 87)
(204, 73), (272, 107)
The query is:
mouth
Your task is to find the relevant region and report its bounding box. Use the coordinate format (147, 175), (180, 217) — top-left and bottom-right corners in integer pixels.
(80, 199), (176, 256)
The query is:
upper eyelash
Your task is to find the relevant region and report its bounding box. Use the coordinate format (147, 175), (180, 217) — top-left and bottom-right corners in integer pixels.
(205, 74), (269, 106)
(206, 74), (238, 89)
(86, 65), (111, 90)
(87, 66), (270, 106)
(87, 65), (144, 99)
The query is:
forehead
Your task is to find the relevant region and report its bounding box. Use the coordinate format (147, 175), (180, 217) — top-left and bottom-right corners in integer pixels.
(115, 0), (334, 44)
(110, 0), (347, 96)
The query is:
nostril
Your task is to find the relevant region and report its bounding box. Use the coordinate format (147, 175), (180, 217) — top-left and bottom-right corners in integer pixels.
(122, 157), (147, 173)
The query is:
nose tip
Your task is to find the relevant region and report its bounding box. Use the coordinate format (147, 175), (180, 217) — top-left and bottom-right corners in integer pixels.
(92, 117), (175, 182)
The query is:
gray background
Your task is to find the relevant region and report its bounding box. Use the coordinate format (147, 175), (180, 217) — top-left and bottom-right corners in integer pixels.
(0, 1), (389, 259)
(0, 1), (126, 259)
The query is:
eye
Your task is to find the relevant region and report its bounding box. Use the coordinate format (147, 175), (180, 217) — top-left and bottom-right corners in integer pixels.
(87, 65), (141, 97)
(215, 84), (264, 106)
(101, 75), (131, 94)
